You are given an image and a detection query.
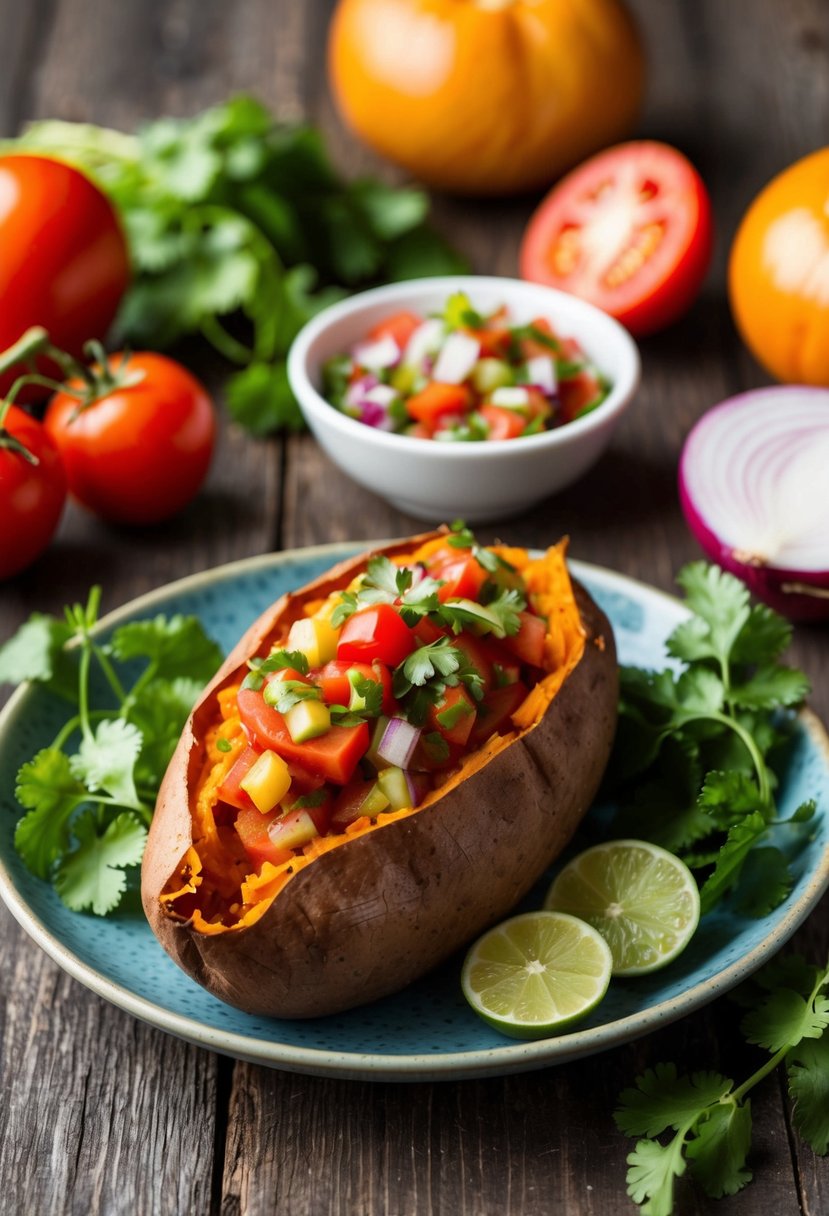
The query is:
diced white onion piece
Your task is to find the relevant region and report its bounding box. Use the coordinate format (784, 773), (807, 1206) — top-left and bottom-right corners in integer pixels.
(403, 318), (445, 367)
(353, 335), (401, 370)
(525, 355), (557, 396)
(363, 384), (397, 408)
(490, 386), (531, 410)
(377, 717), (421, 769)
(431, 332), (481, 385)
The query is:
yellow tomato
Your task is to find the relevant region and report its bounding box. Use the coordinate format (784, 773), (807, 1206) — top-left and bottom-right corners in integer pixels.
(729, 148), (829, 385)
(327, 0), (645, 196)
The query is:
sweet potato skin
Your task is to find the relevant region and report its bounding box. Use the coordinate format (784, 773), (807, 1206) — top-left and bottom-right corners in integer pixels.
(141, 537), (618, 1018)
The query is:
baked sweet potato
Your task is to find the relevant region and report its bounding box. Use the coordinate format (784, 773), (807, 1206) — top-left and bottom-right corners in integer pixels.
(141, 531), (618, 1018)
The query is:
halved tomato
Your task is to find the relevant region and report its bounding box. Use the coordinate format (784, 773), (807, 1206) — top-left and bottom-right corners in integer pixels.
(519, 141), (714, 336)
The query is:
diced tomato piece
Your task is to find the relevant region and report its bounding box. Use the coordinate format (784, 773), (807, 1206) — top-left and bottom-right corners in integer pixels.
(466, 326), (511, 358)
(558, 372), (604, 423)
(427, 684), (477, 746)
(480, 404), (527, 441)
(314, 660), (395, 714)
(284, 787), (334, 836)
(469, 682), (530, 744)
(330, 778), (376, 832)
(502, 611), (547, 667)
(238, 688), (369, 784)
(406, 382), (472, 431)
(430, 552), (489, 602)
(524, 388), (554, 423)
(263, 666), (309, 688)
(519, 316), (560, 359)
(217, 745), (258, 811)
(368, 310), (421, 349)
(451, 631), (494, 693)
(412, 615), (445, 646)
(337, 603), (416, 667)
(234, 807), (294, 869)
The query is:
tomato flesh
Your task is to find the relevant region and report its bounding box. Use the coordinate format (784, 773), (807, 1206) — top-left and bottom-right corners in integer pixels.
(520, 141), (713, 337)
(238, 688), (369, 784)
(502, 612), (547, 668)
(337, 603), (416, 667)
(217, 746), (258, 812)
(314, 660), (395, 714)
(234, 807), (294, 868)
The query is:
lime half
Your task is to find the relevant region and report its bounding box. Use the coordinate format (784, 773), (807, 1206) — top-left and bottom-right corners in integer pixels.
(544, 839), (701, 977)
(461, 911), (613, 1039)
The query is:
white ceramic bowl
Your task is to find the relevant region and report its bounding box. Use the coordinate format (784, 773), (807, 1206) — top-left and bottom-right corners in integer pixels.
(287, 276), (640, 523)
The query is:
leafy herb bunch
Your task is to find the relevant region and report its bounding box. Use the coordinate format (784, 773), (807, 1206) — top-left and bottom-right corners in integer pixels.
(9, 96), (466, 435)
(0, 590), (222, 914)
(616, 951), (829, 1215)
(610, 563), (814, 917)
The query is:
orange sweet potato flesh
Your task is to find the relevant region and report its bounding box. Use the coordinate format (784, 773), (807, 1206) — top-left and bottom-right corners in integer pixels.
(141, 531), (618, 1018)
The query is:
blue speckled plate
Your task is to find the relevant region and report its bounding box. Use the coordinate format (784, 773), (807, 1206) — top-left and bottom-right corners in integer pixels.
(1, 546), (828, 1081)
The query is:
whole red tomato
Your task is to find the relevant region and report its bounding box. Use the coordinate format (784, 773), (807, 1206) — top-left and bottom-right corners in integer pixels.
(44, 353), (216, 526)
(0, 405), (66, 579)
(0, 155), (129, 396)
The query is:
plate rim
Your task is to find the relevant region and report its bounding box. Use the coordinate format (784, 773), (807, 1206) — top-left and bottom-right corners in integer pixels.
(1, 542), (828, 1082)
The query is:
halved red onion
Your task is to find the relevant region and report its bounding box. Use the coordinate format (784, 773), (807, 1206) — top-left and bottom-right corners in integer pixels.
(377, 717), (421, 768)
(431, 332), (480, 384)
(679, 386), (829, 621)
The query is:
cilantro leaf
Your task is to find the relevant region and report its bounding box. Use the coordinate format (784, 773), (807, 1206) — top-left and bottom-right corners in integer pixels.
(126, 675), (204, 789)
(624, 1135), (687, 1216)
(733, 846), (792, 916)
(730, 664), (811, 710)
(54, 811), (147, 916)
(615, 1064), (730, 1137)
(685, 1102), (753, 1198)
(788, 1035), (829, 1154)
(673, 563), (751, 663)
(395, 638), (463, 693)
(225, 360), (304, 434)
(70, 719), (143, 808)
(698, 811), (769, 915)
(0, 614), (76, 699)
(112, 614), (222, 683)
(14, 750), (88, 879)
(741, 986), (829, 1052)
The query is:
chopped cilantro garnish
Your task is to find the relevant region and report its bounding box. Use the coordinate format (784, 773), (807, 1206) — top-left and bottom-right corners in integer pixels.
(263, 679), (322, 714)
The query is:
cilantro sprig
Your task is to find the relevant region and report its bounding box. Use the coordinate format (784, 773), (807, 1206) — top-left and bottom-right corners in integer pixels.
(393, 638), (485, 726)
(7, 97), (466, 434)
(0, 589), (222, 916)
(616, 951), (829, 1215)
(609, 563), (813, 916)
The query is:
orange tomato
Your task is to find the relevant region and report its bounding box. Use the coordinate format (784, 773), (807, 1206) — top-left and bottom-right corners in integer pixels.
(729, 148), (829, 385)
(327, 0), (645, 196)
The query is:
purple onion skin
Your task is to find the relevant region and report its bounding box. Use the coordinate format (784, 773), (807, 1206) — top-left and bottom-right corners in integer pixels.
(678, 468), (829, 623)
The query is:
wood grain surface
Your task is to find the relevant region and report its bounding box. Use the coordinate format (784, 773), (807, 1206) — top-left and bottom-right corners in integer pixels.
(0, 1), (828, 1213)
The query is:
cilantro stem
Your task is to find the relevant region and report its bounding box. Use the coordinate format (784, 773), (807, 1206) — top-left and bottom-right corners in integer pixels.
(77, 643), (93, 742)
(680, 711), (771, 805)
(92, 642), (129, 706)
(730, 1045), (790, 1106)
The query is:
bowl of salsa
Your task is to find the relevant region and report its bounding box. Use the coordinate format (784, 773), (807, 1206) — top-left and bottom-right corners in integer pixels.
(287, 277), (640, 522)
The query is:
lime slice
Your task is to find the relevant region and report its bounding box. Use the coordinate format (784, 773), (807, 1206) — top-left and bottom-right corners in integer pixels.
(544, 839), (701, 976)
(461, 911), (613, 1039)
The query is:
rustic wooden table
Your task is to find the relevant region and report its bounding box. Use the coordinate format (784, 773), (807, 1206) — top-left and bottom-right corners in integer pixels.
(1, 1), (828, 1213)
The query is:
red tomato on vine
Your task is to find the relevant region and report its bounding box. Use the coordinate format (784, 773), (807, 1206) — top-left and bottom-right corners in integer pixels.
(45, 351), (216, 526)
(0, 405), (66, 579)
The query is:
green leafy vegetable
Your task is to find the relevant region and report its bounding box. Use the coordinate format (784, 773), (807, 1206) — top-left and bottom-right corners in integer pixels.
(616, 953), (829, 1214)
(7, 97), (467, 434)
(609, 562), (812, 916)
(0, 587), (223, 915)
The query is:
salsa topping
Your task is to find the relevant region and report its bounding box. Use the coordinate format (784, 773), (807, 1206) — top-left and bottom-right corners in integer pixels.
(322, 292), (611, 441)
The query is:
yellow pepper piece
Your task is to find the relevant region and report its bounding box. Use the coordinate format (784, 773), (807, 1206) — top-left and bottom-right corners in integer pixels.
(240, 749), (292, 813)
(286, 617), (340, 666)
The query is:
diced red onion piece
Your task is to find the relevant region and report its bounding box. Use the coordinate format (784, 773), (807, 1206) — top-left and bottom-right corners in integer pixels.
(360, 401), (395, 430)
(679, 386), (829, 621)
(353, 335), (400, 370)
(403, 318), (445, 367)
(525, 355), (557, 396)
(344, 374), (379, 408)
(431, 332), (481, 384)
(377, 717), (421, 769)
(405, 770), (432, 807)
(490, 386), (530, 410)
